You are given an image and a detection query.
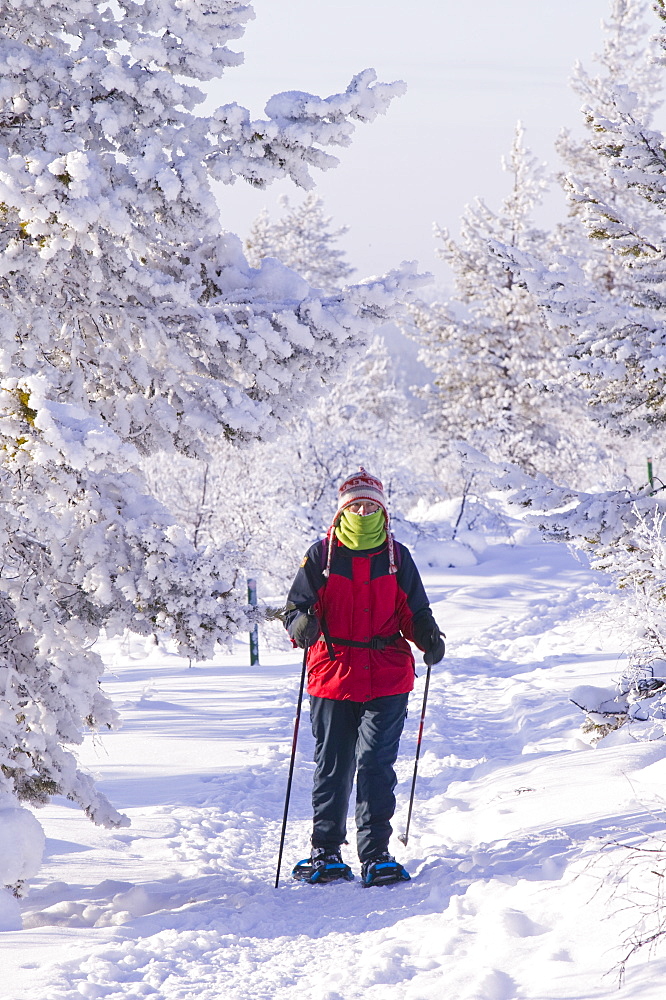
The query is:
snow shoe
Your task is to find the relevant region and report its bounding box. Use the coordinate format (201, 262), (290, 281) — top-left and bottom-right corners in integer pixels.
(292, 847), (354, 884)
(361, 853), (411, 887)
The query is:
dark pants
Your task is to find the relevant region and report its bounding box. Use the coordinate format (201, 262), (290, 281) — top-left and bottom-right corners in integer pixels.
(309, 693), (409, 862)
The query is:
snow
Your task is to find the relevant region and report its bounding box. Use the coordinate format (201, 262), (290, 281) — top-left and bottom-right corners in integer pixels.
(5, 531), (666, 999)
(0, 806), (45, 892)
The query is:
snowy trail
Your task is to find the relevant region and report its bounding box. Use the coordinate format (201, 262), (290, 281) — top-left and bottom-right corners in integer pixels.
(7, 537), (666, 999)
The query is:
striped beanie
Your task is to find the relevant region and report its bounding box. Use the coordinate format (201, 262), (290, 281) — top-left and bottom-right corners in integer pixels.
(337, 466), (388, 514)
(324, 466), (397, 576)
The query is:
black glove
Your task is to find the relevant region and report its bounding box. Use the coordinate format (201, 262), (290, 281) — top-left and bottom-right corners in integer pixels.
(292, 612), (321, 649)
(423, 626), (445, 666)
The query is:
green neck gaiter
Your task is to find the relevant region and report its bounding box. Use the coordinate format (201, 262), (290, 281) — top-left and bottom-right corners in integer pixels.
(335, 509), (387, 550)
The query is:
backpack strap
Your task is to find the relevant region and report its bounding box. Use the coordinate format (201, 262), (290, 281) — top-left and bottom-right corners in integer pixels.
(316, 539), (403, 662)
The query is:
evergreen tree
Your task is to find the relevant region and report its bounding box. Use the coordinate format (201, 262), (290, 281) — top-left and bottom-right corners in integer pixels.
(498, 1), (666, 434)
(147, 331), (431, 599)
(0, 0), (415, 882)
(555, 0), (663, 331)
(408, 126), (604, 482)
(149, 198), (432, 596)
(245, 193), (355, 293)
(485, 1), (666, 664)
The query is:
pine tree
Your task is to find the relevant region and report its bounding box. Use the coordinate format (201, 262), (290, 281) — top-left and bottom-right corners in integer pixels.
(245, 193), (355, 293)
(554, 0), (663, 342)
(408, 126), (604, 482)
(149, 198), (431, 595)
(484, 2), (666, 665)
(0, 0), (416, 882)
(497, 1), (666, 434)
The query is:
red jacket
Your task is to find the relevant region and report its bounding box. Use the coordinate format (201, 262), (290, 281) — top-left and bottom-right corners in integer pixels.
(286, 535), (436, 702)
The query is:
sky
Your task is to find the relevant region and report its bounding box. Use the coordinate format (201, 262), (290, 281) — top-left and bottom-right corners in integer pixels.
(209, 0), (634, 283)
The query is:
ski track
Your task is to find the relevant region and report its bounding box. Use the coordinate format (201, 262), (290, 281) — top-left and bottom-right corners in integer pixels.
(7, 539), (666, 1000)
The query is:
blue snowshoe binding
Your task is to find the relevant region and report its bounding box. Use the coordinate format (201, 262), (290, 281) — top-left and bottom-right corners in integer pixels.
(361, 853), (411, 887)
(292, 847), (354, 884)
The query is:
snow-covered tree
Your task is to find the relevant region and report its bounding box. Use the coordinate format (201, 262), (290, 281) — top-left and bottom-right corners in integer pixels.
(149, 196), (433, 598)
(283, 333), (435, 537)
(147, 331), (432, 600)
(245, 193), (355, 293)
(407, 125), (605, 483)
(148, 341), (437, 604)
(558, 0), (662, 207)
(0, 0), (419, 883)
(543, 1), (664, 438)
(482, 2), (666, 669)
(497, 2), (666, 435)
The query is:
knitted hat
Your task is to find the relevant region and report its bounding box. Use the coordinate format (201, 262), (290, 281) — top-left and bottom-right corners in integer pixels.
(324, 466), (397, 576)
(337, 466), (388, 514)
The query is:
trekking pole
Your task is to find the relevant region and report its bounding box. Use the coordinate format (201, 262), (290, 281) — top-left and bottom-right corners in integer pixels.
(398, 660), (433, 847)
(274, 642), (308, 888)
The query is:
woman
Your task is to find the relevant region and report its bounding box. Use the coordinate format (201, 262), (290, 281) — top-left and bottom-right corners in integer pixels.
(284, 467), (445, 886)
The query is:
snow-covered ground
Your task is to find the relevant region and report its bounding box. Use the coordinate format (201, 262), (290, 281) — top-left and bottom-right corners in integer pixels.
(6, 528), (666, 1000)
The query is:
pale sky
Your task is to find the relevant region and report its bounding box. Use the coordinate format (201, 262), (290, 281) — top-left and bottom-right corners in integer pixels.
(208, 0), (632, 283)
